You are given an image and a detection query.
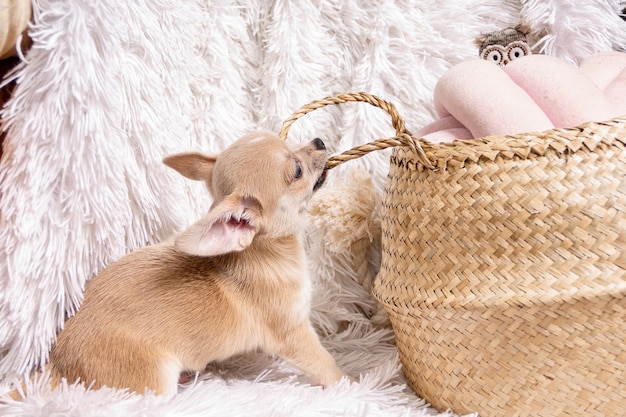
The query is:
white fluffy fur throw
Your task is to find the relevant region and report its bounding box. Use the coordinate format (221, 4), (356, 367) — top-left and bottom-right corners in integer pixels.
(1, 0), (625, 415)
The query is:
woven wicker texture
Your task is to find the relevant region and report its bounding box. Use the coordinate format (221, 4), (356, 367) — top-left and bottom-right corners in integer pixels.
(280, 92), (626, 417)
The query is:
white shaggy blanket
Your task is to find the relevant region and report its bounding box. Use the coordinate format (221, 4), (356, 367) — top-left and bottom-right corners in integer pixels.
(1, 0), (625, 415)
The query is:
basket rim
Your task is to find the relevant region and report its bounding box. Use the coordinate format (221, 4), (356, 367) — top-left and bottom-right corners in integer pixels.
(394, 117), (626, 170)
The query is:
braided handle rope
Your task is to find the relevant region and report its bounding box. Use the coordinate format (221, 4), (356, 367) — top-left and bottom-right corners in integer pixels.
(278, 92), (434, 170)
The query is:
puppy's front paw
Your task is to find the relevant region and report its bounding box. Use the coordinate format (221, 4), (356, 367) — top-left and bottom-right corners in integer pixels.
(322, 373), (356, 388)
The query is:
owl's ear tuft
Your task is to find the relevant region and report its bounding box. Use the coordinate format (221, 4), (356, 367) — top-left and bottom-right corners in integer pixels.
(515, 23), (532, 36)
(474, 34), (487, 48)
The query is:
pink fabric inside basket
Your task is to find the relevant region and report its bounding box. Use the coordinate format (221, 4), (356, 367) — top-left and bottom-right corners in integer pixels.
(417, 52), (626, 143)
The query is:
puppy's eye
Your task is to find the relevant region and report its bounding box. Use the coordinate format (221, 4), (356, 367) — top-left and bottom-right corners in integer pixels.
(294, 160), (303, 179)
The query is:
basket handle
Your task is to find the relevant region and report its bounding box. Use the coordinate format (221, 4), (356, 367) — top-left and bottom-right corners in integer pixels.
(278, 92), (434, 170)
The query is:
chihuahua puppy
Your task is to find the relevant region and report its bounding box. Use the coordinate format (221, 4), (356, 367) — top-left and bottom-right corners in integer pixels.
(40, 131), (347, 396)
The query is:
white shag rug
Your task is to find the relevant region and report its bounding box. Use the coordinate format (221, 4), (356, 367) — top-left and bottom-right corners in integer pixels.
(0, 0), (624, 415)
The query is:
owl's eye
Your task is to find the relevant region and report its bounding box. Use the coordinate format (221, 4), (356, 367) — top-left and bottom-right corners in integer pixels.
(481, 46), (504, 66)
(506, 41), (531, 62)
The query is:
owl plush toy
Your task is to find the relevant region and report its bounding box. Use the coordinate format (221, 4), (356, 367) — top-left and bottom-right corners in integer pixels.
(476, 24), (532, 66)
(416, 26), (626, 143)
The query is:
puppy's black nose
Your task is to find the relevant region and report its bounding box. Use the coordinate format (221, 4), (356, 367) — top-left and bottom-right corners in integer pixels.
(312, 138), (326, 150)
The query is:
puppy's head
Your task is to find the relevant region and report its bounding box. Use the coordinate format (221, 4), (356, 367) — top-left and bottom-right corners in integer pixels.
(163, 131), (328, 256)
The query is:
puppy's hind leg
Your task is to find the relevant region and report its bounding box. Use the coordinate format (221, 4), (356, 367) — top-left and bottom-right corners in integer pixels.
(85, 346), (181, 396)
(276, 323), (348, 388)
(123, 354), (181, 396)
(156, 356), (184, 396)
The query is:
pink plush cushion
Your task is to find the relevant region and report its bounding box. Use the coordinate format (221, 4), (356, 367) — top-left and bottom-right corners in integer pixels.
(418, 52), (626, 143)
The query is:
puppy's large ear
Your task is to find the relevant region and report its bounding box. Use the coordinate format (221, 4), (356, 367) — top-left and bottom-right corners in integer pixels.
(175, 194), (262, 257)
(163, 152), (218, 182)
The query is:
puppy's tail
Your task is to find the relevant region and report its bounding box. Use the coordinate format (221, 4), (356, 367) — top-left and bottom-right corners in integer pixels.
(6, 387), (23, 401)
(2, 369), (60, 402)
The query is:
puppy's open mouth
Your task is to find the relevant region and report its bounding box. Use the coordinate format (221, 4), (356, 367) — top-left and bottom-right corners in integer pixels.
(313, 170), (327, 191)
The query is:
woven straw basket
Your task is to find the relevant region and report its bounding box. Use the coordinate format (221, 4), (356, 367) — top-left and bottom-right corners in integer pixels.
(280, 92), (626, 417)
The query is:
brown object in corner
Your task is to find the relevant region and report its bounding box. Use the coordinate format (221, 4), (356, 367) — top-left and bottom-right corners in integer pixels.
(0, 56), (21, 159)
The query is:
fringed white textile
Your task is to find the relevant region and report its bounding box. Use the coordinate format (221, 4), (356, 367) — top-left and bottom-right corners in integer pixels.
(1, 0), (625, 415)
